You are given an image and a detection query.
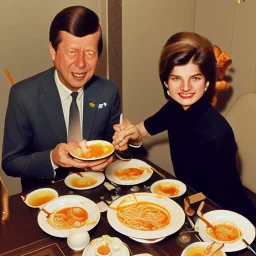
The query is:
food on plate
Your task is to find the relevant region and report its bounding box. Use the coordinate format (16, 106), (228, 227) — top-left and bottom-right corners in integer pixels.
(114, 167), (145, 181)
(47, 206), (88, 230)
(117, 201), (170, 231)
(206, 222), (241, 242)
(72, 142), (113, 159)
(26, 189), (57, 207)
(70, 175), (97, 188)
(96, 245), (111, 256)
(156, 182), (180, 196)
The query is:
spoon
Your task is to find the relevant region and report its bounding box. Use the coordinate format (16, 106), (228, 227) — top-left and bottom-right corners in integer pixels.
(115, 113), (133, 161)
(197, 201), (214, 229)
(204, 242), (224, 256)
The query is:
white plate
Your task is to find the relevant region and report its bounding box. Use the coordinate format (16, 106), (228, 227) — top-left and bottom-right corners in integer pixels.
(181, 242), (226, 256)
(69, 140), (114, 161)
(37, 195), (100, 238)
(195, 210), (256, 252)
(150, 179), (186, 198)
(64, 172), (105, 190)
(105, 159), (153, 185)
(129, 236), (165, 244)
(24, 188), (58, 208)
(107, 192), (185, 239)
(82, 236), (130, 256)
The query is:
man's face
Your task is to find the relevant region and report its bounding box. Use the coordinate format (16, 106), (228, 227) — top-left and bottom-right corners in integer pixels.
(49, 30), (100, 91)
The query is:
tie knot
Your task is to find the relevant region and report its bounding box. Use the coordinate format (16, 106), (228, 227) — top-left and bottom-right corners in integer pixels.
(71, 92), (78, 101)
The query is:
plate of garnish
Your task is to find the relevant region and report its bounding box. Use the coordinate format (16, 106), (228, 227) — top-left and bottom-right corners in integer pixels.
(195, 210), (255, 252)
(37, 195), (100, 238)
(69, 140), (114, 161)
(22, 188), (58, 208)
(150, 179), (186, 198)
(64, 172), (105, 190)
(107, 192), (185, 239)
(82, 235), (131, 256)
(105, 159), (153, 185)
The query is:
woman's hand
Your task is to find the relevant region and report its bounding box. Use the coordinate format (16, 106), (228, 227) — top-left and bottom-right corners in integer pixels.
(112, 117), (142, 150)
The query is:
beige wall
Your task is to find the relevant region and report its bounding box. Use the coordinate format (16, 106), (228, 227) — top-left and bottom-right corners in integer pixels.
(0, 1), (107, 195)
(122, 0), (196, 176)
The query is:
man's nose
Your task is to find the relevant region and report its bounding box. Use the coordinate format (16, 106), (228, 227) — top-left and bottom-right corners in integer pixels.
(75, 54), (86, 69)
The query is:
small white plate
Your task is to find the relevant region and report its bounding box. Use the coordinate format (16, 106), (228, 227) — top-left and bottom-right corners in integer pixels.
(129, 236), (165, 244)
(64, 172), (105, 190)
(195, 210), (256, 252)
(82, 236), (130, 256)
(181, 242), (226, 256)
(69, 140), (114, 161)
(105, 159), (153, 185)
(150, 179), (186, 198)
(24, 188), (58, 208)
(37, 195), (100, 238)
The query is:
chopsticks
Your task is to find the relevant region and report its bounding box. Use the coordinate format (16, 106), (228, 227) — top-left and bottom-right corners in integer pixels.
(4, 68), (15, 85)
(149, 166), (166, 179)
(242, 239), (256, 255)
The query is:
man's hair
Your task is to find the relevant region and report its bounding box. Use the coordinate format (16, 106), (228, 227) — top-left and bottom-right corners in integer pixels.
(49, 6), (103, 56)
(159, 32), (216, 102)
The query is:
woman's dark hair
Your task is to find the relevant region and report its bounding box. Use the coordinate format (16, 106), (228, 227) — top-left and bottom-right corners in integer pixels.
(159, 32), (216, 102)
(49, 6), (103, 56)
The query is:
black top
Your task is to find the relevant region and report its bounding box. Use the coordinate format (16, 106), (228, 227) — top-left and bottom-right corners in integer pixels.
(145, 98), (256, 224)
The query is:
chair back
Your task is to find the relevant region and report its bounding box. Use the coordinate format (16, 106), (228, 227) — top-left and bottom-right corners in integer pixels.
(225, 92), (256, 193)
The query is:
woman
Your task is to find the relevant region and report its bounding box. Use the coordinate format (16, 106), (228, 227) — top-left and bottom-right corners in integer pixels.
(113, 32), (256, 224)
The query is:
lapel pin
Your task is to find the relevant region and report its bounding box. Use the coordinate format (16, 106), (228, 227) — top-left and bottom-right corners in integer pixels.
(89, 100), (95, 108)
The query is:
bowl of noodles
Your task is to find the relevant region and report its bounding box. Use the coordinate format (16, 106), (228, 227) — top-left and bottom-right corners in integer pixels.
(107, 192), (185, 239)
(195, 210), (256, 252)
(69, 140), (114, 161)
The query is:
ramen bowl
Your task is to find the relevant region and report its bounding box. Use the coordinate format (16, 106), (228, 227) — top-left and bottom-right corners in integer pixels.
(150, 179), (186, 198)
(181, 242), (226, 256)
(69, 140), (114, 161)
(24, 188), (58, 208)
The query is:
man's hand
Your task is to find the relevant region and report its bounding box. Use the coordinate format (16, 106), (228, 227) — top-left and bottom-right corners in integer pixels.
(51, 143), (114, 171)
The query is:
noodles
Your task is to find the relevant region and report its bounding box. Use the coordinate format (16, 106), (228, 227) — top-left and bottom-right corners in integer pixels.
(114, 167), (144, 181)
(207, 222), (241, 242)
(47, 207), (88, 230)
(117, 201), (170, 231)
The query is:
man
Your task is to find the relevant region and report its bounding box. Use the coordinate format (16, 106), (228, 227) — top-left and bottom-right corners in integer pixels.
(2, 6), (121, 191)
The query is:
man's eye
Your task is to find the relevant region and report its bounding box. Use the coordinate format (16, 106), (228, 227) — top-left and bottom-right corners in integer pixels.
(69, 50), (76, 54)
(170, 77), (180, 81)
(85, 50), (95, 59)
(193, 76), (201, 81)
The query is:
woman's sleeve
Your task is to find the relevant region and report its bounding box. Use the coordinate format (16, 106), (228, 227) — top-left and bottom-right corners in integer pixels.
(144, 101), (173, 135)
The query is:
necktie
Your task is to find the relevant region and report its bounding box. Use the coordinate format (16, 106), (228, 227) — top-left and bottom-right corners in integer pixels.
(68, 92), (82, 143)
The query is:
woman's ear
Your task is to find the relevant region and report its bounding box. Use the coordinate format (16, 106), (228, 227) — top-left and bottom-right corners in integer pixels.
(205, 81), (209, 91)
(48, 41), (56, 61)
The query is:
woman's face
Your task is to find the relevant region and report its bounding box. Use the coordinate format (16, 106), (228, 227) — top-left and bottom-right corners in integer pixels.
(165, 62), (209, 110)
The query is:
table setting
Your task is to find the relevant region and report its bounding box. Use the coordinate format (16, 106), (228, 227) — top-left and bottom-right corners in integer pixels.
(1, 139), (256, 256)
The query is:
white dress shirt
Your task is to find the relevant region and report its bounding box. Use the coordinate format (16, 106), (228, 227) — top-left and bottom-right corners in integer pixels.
(50, 70), (84, 170)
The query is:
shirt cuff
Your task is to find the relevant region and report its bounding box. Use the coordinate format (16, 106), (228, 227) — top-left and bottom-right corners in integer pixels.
(129, 142), (143, 148)
(50, 151), (58, 177)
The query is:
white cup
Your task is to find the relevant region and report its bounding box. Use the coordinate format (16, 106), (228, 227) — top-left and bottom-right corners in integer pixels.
(67, 227), (90, 251)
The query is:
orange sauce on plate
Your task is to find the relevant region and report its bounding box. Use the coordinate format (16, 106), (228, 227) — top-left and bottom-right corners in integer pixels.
(70, 176), (97, 188)
(114, 167), (144, 181)
(97, 245), (111, 255)
(156, 183), (180, 196)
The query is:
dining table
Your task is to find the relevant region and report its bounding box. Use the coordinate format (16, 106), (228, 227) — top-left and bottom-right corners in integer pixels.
(0, 156), (255, 256)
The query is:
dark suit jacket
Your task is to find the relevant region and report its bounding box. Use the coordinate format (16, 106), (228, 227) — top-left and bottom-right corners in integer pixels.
(2, 67), (121, 191)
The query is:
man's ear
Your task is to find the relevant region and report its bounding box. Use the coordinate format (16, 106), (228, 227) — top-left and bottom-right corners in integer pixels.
(164, 81), (169, 88)
(48, 41), (56, 61)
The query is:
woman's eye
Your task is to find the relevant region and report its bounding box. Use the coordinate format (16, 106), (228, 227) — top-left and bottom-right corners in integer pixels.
(85, 50), (95, 59)
(170, 76), (180, 81)
(192, 76), (201, 81)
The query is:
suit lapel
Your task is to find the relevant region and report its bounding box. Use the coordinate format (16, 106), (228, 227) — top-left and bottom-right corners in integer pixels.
(39, 69), (67, 143)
